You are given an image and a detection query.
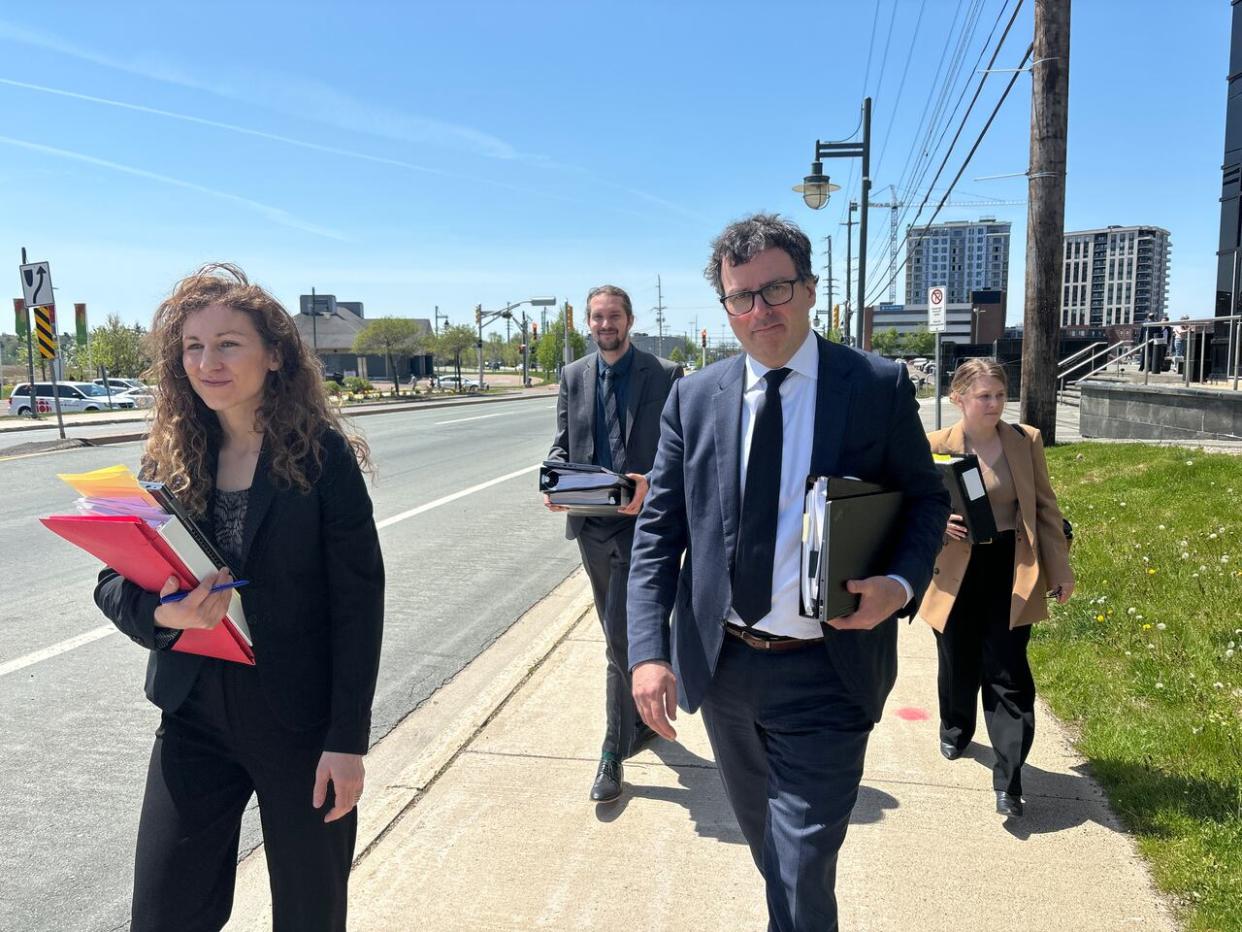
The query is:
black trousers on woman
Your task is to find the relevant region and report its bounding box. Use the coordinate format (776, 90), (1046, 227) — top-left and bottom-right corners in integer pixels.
(932, 530), (1036, 796)
(131, 660), (356, 932)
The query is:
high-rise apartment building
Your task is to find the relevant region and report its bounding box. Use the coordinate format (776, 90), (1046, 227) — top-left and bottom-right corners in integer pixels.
(1060, 225), (1171, 331)
(905, 218), (1011, 306)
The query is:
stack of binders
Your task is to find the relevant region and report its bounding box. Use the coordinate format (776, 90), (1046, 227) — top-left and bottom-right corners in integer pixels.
(932, 454), (997, 544)
(40, 465), (254, 664)
(800, 476), (903, 622)
(540, 461), (635, 515)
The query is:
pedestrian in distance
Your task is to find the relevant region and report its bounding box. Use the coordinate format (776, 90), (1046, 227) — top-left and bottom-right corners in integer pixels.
(916, 357), (1075, 818)
(628, 214), (949, 931)
(94, 264), (385, 932)
(545, 284), (683, 802)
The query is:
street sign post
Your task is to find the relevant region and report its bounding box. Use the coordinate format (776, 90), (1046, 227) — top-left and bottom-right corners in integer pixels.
(928, 286), (947, 429)
(18, 250), (66, 437)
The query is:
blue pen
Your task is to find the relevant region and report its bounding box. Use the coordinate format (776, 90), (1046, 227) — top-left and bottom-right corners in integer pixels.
(159, 579), (250, 604)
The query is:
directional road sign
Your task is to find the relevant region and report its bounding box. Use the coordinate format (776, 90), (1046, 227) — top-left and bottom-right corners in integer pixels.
(20, 261), (54, 309)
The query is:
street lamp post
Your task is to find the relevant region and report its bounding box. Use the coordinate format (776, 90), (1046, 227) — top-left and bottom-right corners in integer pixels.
(793, 96), (872, 348)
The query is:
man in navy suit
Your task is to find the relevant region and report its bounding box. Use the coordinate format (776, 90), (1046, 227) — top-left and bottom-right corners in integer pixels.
(628, 214), (948, 931)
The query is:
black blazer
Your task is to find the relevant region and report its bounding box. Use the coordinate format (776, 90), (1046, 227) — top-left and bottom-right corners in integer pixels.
(548, 346), (683, 539)
(94, 429), (385, 755)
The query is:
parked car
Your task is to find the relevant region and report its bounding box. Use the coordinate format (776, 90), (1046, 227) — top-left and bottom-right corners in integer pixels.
(93, 377), (146, 393)
(909, 358), (930, 372)
(115, 387), (157, 408)
(436, 376), (482, 393)
(8, 381), (137, 416)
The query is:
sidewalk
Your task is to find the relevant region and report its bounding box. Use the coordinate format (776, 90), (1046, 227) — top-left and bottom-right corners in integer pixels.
(227, 571), (1175, 931)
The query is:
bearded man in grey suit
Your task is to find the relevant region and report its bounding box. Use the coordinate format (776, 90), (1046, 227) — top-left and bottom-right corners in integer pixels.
(545, 284), (683, 802)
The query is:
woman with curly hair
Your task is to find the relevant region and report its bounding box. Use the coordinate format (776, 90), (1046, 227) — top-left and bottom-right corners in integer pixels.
(94, 264), (384, 932)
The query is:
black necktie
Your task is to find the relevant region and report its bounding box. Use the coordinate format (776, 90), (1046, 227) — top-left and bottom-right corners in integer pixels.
(732, 367), (790, 626)
(602, 370), (627, 475)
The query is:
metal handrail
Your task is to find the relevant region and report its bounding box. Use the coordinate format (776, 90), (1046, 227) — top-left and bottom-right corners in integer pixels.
(1057, 341), (1105, 373)
(1058, 340), (1149, 403)
(1059, 339), (1134, 383)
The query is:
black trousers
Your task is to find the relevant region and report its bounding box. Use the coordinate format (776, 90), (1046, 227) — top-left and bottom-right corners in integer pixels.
(701, 637), (873, 932)
(132, 660), (356, 932)
(933, 530), (1036, 796)
(576, 517), (642, 759)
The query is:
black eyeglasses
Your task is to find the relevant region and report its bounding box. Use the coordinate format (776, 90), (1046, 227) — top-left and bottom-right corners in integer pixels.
(719, 278), (801, 317)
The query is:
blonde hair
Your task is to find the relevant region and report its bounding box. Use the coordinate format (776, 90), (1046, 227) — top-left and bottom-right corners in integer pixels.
(949, 357), (1008, 404)
(143, 263), (370, 517)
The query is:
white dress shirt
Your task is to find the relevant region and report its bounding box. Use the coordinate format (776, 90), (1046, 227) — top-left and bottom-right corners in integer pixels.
(726, 330), (912, 639)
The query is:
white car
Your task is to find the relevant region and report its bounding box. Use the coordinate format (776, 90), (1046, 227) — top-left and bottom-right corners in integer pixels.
(8, 381), (136, 416)
(436, 376), (482, 393)
(116, 388), (157, 408)
(93, 377), (147, 393)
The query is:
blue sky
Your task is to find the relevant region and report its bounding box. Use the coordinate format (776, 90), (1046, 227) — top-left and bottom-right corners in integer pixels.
(0, 1), (1230, 345)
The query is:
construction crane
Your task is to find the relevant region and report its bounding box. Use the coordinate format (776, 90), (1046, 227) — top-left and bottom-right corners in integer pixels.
(866, 184), (1026, 304)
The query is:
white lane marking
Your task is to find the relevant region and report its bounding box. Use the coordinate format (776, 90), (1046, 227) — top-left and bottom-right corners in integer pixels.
(4, 463), (543, 676)
(0, 625), (117, 677)
(376, 463), (539, 529)
(435, 412), (508, 425)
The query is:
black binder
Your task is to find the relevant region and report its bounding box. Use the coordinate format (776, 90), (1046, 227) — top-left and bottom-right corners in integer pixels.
(801, 476), (903, 621)
(539, 461), (635, 515)
(934, 455), (997, 544)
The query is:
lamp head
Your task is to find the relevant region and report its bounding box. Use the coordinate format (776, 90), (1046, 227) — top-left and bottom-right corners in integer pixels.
(792, 160), (839, 210)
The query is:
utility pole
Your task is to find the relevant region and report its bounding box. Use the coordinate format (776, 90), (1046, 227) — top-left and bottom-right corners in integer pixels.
(654, 274), (666, 352)
(1020, 0), (1071, 443)
(841, 203), (856, 346)
(824, 235), (834, 312)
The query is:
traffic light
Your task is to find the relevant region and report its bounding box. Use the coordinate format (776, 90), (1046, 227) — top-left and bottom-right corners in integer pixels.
(700, 328), (707, 348)
(475, 305), (482, 326)
(566, 303), (574, 332)
(531, 322), (538, 340)
(832, 304), (840, 330)
(519, 343), (526, 354)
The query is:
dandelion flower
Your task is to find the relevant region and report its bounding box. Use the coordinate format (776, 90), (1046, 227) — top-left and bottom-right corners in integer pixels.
(1125, 651), (1132, 657)
(1229, 641), (1236, 650)
(1146, 568), (1157, 575)
(1222, 555), (1231, 564)
(1182, 552), (1190, 560)
(1155, 682), (1164, 689)
(1158, 524), (1166, 530)
(1096, 614), (1106, 622)
(1142, 623), (1153, 631)
(1209, 533), (1218, 540)
(1156, 623), (1166, 631)
(1185, 460), (1194, 466)
(1120, 502), (1127, 507)
(1227, 649), (1236, 660)
(1147, 643), (1156, 649)
(1127, 607), (1136, 615)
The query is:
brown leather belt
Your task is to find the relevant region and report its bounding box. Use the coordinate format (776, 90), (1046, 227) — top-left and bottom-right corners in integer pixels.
(725, 624), (824, 652)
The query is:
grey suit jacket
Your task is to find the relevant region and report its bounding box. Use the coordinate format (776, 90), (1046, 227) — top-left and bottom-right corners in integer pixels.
(548, 346), (683, 540)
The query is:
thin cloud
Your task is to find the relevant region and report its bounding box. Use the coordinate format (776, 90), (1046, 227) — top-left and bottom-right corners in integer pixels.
(0, 19), (524, 161)
(0, 135), (347, 241)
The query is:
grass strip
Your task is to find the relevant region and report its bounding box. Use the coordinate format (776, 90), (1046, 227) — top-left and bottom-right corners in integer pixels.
(1035, 443), (1242, 931)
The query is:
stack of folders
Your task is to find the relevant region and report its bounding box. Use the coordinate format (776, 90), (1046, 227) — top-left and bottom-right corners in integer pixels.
(40, 465), (254, 665)
(800, 476), (903, 622)
(932, 454), (997, 544)
(540, 461), (635, 515)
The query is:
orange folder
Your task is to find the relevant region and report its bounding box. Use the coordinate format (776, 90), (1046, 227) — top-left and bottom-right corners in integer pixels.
(42, 514), (255, 665)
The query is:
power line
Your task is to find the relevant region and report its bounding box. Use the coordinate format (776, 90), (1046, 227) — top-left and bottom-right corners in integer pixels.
(865, 41), (1034, 307)
(868, 0), (1025, 291)
(872, 0), (929, 182)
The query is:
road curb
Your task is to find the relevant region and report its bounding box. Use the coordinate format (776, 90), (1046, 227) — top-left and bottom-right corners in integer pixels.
(0, 389), (559, 438)
(224, 567), (595, 930)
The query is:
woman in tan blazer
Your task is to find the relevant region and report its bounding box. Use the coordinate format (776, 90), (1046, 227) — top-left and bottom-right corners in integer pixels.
(916, 358), (1074, 818)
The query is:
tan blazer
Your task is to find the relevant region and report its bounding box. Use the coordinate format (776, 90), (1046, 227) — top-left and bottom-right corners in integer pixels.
(916, 421), (1072, 632)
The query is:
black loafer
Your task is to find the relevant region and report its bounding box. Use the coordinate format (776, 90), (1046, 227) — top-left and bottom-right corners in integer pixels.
(996, 791), (1024, 818)
(940, 740), (963, 761)
(590, 758), (623, 802)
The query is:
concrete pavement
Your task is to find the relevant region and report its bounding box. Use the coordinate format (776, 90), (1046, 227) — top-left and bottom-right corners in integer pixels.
(221, 570), (1175, 931)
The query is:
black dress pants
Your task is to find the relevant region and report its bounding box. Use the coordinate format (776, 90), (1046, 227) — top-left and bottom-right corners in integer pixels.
(576, 517), (642, 759)
(933, 531), (1036, 796)
(132, 660), (356, 932)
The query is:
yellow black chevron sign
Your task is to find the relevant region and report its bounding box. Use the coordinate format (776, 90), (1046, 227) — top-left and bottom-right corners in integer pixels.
(34, 305), (56, 360)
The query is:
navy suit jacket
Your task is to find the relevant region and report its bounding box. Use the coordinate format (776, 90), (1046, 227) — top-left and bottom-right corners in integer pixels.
(627, 335), (949, 723)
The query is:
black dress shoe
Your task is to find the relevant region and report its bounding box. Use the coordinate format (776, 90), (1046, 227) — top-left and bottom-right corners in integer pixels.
(996, 791), (1024, 818)
(940, 740), (963, 760)
(590, 758), (623, 802)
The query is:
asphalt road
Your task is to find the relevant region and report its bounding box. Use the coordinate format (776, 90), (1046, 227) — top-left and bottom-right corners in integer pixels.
(0, 396), (581, 932)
